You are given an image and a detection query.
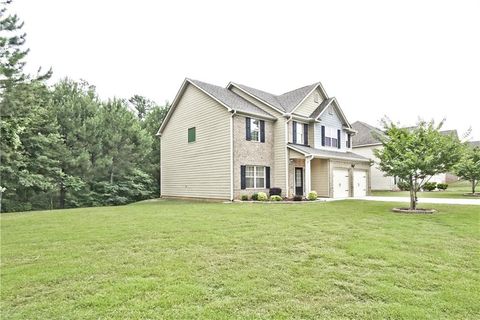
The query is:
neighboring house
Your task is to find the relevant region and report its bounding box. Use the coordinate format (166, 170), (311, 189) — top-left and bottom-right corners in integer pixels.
(157, 78), (371, 200)
(352, 121), (459, 190)
(469, 141), (480, 148)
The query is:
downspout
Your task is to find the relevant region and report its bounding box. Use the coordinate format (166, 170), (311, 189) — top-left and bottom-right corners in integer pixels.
(285, 114), (293, 198)
(230, 110), (237, 201)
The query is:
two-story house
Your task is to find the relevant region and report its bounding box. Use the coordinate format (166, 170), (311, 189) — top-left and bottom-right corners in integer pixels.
(352, 121), (460, 190)
(157, 78), (371, 200)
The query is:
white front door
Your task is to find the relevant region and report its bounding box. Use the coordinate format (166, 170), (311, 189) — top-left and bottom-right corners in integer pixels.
(333, 169), (349, 198)
(353, 170), (367, 197)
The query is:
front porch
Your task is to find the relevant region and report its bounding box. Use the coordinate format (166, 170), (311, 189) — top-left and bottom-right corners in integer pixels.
(287, 144), (371, 198)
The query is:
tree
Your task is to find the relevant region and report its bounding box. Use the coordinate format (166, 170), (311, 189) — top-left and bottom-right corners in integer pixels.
(0, 0), (50, 89)
(374, 119), (462, 210)
(454, 145), (480, 194)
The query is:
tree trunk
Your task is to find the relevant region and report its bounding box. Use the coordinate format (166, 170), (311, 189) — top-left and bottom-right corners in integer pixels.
(59, 184), (66, 209)
(409, 176), (416, 210)
(0, 191), (3, 213)
(473, 179), (476, 194)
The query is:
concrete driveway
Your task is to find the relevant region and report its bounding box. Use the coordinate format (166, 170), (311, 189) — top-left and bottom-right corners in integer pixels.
(359, 196), (480, 206)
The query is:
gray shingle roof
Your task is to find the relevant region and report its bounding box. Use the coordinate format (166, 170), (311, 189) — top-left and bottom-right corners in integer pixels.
(352, 121), (461, 147)
(288, 143), (370, 162)
(351, 121), (385, 146)
(232, 82), (320, 113)
(310, 98), (334, 119)
(189, 79), (275, 119)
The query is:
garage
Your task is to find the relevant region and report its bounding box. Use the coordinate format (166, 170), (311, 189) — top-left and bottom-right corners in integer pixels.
(333, 168), (350, 198)
(353, 170), (367, 197)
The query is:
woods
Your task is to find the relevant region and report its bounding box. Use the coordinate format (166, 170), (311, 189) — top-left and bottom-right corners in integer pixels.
(0, 2), (168, 212)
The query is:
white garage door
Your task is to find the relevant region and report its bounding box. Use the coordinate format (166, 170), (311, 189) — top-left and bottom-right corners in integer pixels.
(353, 170), (367, 197)
(333, 169), (350, 198)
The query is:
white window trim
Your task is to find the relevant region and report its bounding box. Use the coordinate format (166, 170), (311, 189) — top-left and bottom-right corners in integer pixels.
(296, 122), (304, 144)
(245, 165), (266, 189)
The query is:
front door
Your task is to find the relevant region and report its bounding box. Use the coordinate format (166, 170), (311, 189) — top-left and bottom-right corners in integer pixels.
(295, 167), (304, 196)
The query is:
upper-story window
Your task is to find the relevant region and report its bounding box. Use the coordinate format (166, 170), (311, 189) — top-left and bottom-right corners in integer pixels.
(325, 127), (338, 148)
(293, 121), (308, 145)
(251, 119), (260, 141)
(296, 122), (304, 144)
(246, 117), (265, 142)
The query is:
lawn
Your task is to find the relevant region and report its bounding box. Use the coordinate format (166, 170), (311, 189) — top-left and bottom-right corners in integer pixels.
(372, 180), (480, 199)
(1, 200), (479, 319)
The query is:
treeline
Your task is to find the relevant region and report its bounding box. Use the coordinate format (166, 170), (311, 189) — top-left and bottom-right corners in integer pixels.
(0, 2), (168, 212)
(1, 78), (168, 212)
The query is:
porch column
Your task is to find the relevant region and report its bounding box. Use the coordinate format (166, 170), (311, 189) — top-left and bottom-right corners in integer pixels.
(305, 156), (312, 195)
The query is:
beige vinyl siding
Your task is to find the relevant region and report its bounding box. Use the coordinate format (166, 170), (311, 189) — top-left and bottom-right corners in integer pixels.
(311, 159), (329, 197)
(161, 84), (231, 199)
(294, 88), (325, 117)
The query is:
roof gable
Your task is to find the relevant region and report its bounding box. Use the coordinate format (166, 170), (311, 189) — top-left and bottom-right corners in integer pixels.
(310, 98), (352, 129)
(227, 82), (328, 114)
(157, 79), (275, 135)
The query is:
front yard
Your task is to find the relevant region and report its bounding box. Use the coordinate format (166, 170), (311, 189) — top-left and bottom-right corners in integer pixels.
(371, 180), (480, 199)
(1, 200), (479, 319)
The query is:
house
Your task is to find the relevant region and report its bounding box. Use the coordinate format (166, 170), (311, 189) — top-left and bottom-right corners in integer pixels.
(157, 78), (371, 200)
(351, 121), (459, 190)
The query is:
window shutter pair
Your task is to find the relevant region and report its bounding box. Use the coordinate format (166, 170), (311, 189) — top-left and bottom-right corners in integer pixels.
(245, 117), (265, 143)
(240, 165), (270, 189)
(321, 125), (326, 146)
(337, 129), (341, 149)
(292, 121), (297, 144)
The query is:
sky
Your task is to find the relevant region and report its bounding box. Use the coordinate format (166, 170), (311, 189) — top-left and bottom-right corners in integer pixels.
(10, 0), (480, 140)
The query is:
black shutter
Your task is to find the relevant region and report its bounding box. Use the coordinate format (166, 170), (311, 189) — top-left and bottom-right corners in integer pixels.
(347, 134), (351, 148)
(303, 123), (308, 145)
(260, 120), (265, 143)
(265, 166), (270, 189)
(246, 117), (251, 141)
(292, 121), (297, 144)
(321, 125), (326, 146)
(337, 130), (341, 149)
(241, 165), (246, 189)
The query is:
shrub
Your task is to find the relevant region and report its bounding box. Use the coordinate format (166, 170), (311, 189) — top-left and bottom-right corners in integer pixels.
(251, 193), (259, 201)
(397, 180), (410, 191)
(293, 195), (303, 201)
(257, 192), (268, 201)
(270, 195), (282, 201)
(307, 191), (318, 201)
(241, 194), (249, 201)
(437, 183), (448, 190)
(423, 182), (437, 191)
(269, 187), (282, 196)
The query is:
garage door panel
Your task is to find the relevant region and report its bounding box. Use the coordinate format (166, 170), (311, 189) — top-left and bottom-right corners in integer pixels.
(353, 170), (367, 197)
(333, 169), (349, 198)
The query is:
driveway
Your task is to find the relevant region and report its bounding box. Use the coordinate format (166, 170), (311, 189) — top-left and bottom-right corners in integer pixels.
(359, 196), (480, 206)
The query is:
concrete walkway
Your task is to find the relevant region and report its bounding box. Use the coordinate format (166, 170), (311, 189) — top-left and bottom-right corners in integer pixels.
(358, 196), (480, 206)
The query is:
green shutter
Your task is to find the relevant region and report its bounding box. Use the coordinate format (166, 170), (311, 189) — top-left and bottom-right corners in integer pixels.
(188, 127), (196, 143)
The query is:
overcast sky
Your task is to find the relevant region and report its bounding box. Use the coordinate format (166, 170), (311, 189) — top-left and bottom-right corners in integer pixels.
(11, 0), (480, 139)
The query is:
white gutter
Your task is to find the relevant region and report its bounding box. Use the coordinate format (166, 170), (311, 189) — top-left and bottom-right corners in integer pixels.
(230, 110), (237, 201)
(285, 114), (293, 198)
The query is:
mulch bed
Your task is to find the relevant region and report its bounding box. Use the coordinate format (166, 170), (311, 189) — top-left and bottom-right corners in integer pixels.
(392, 207), (436, 214)
(463, 193), (480, 197)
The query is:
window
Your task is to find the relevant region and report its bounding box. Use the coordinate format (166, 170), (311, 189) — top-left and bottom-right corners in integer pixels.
(314, 93), (320, 103)
(296, 122), (304, 144)
(250, 119), (260, 142)
(245, 165), (265, 188)
(324, 127), (338, 148)
(188, 127), (196, 143)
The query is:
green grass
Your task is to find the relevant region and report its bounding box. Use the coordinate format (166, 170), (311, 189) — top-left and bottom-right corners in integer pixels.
(372, 180), (480, 199)
(1, 200), (479, 319)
